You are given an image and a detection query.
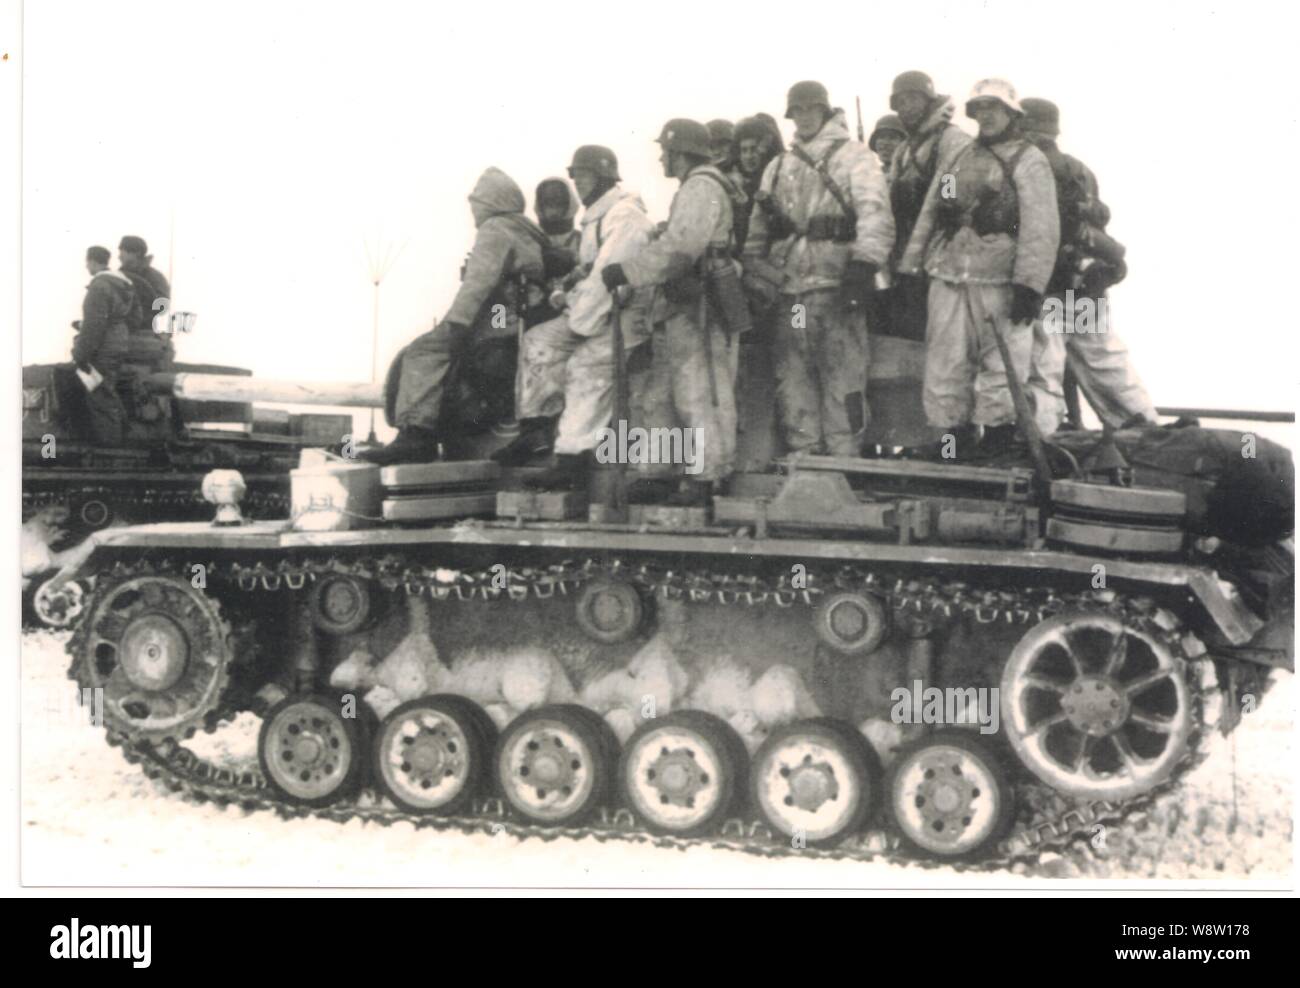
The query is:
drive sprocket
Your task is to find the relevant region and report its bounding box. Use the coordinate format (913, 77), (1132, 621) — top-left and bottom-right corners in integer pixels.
(69, 572), (234, 746)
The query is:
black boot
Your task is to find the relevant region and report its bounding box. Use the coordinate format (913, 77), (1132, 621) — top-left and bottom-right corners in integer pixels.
(665, 478), (713, 508)
(977, 423), (1020, 458)
(522, 452), (591, 492)
(356, 426), (440, 466)
(491, 417), (555, 466)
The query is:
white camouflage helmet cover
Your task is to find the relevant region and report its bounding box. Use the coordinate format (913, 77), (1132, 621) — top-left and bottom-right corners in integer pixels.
(965, 78), (1023, 117)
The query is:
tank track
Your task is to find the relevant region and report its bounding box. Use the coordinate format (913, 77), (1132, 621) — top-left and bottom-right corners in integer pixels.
(68, 554), (1215, 871)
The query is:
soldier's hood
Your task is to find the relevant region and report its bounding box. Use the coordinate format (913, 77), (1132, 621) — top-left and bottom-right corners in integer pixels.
(535, 177), (579, 224)
(581, 185), (644, 226)
(795, 108), (852, 153)
(915, 95), (957, 138)
(468, 167), (526, 222)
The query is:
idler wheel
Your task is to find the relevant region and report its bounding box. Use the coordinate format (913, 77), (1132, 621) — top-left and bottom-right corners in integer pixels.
(495, 704), (617, 826)
(751, 717), (882, 846)
(812, 591), (889, 656)
(619, 710), (748, 837)
(74, 497), (114, 532)
(373, 695), (496, 815)
(259, 693), (368, 807)
(75, 574), (232, 744)
(886, 729), (1015, 860)
(575, 578), (645, 644)
(1000, 612), (1194, 801)
(310, 573), (373, 636)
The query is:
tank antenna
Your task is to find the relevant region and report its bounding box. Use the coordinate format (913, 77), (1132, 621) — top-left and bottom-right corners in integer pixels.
(363, 230), (407, 443)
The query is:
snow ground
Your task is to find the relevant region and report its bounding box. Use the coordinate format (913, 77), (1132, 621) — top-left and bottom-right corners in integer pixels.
(20, 630), (1294, 889)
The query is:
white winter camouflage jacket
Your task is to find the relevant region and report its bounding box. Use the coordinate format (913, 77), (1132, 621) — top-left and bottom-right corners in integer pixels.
(565, 185), (653, 340)
(742, 109), (894, 294)
(898, 135), (1060, 293)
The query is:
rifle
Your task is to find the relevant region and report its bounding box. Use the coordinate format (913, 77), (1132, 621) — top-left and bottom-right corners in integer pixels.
(855, 96), (865, 143)
(608, 289), (630, 519)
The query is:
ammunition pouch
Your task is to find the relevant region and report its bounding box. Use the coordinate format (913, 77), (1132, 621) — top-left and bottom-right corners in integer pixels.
(970, 191), (1019, 238)
(805, 213), (857, 243)
(755, 191), (797, 241)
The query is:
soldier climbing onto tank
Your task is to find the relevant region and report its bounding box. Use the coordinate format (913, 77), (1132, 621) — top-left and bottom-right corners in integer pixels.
(494, 146), (654, 485)
(741, 80), (894, 458)
(885, 72), (972, 345)
(360, 167), (550, 466)
(600, 119), (749, 506)
(898, 78), (1060, 460)
(73, 246), (134, 445)
(1019, 97), (1157, 434)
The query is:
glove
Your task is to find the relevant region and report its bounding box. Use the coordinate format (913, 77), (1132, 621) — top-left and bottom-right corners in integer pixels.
(1009, 285), (1043, 323)
(601, 263), (628, 292)
(839, 260), (878, 308)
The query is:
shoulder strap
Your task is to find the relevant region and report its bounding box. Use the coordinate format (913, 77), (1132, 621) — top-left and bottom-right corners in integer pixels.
(993, 142), (1031, 192)
(790, 139), (854, 218)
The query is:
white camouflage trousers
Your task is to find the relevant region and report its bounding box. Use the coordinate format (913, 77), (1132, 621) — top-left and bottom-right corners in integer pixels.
(1029, 292), (1157, 433)
(517, 315), (620, 454)
(923, 279), (1032, 428)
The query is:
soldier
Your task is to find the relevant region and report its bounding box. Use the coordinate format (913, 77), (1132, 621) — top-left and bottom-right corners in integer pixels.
(495, 146), (654, 486)
(74, 246), (134, 444)
(886, 72), (972, 344)
(534, 178), (581, 253)
(707, 119), (736, 171)
(1020, 97), (1157, 433)
(361, 167), (547, 465)
(868, 114), (906, 176)
(117, 235), (170, 334)
(728, 115), (785, 250)
(899, 79), (1060, 458)
(741, 80), (894, 457)
(601, 119), (748, 506)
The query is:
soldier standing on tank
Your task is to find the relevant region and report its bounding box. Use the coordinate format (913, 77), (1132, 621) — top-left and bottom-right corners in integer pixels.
(74, 246), (134, 445)
(886, 72), (972, 345)
(361, 167), (547, 466)
(494, 146), (654, 486)
(741, 80), (894, 457)
(868, 114), (906, 176)
(600, 119), (747, 506)
(1019, 97), (1157, 434)
(899, 78), (1060, 458)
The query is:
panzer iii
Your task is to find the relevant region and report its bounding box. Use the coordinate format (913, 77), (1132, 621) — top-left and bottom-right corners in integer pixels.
(60, 361), (1293, 863)
(21, 345), (381, 628)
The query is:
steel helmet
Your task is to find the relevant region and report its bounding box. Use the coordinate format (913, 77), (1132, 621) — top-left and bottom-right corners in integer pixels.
(785, 80), (830, 118)
(869, 113), (907, 152)
(567, 144), (621, 181)
(656, 118), (712, 159)
(889, 70), (936, 111)
(965, 78), (1024, 117)
(706, 119), (735, 144)
(1020, 98), (1060, 137)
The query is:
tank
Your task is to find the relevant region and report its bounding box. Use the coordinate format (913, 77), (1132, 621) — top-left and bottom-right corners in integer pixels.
(21, 352), (381, 627)
(59, 401), (1294, 865)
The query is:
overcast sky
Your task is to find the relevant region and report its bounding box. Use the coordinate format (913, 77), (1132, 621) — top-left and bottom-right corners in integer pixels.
(16, 0), (1299, 442)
